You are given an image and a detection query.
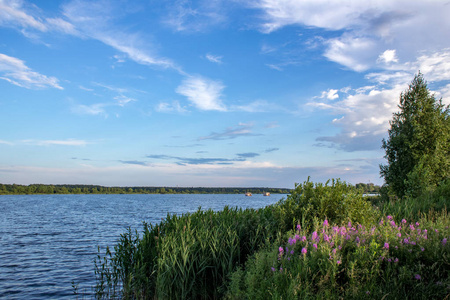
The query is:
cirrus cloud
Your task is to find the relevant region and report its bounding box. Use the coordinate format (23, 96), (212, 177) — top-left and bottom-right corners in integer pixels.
(0, 53), (63, 89)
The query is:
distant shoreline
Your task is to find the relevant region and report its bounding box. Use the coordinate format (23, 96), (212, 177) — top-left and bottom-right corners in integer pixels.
(0, 184), (292, 195)
(0, 183), (381, 195)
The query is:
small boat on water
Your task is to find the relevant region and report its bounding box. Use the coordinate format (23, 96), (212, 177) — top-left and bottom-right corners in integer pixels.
(263, 192), (270, 196)
(245, 192), (252, 196)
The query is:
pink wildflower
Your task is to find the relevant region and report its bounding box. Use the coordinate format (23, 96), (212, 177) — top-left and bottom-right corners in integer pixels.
(401, 219), (407, 224)
(313, 243), (318, 250)
(311, 231), (318, 242)
(323, 219), (329, 227)
(384, 242), (389, 249)
(301, 247), (307, 255)
(297, 224), (301, 231)
(443, 238), (447, 246)
(414, 274), (421, 280)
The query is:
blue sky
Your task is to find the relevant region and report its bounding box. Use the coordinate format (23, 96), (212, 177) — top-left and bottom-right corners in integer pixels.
(1, 0), (449, 188)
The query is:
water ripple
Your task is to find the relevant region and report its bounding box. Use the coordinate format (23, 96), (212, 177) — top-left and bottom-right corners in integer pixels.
(0, 193), (285, 299)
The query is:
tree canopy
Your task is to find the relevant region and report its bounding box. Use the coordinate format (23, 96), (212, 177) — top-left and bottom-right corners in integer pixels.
(380, 73), (450, 198)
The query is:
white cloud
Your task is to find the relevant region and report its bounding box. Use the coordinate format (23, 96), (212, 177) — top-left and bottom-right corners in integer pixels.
(205, 53), (223, 64)
(21, 139), (88, 146)
(0, 0), (47, 31)
(71, 103), (108, 116)
(320, 89), (339, 100)
(309, 84), (405, 151)
(176, 76), (227, 111)
(114, 95), (136, 107)
(60, 0), (179, 71)
(162, 0), (226, 32)
(254, 1), (450, 73)
(0, 0), (81, 35)
(415, 50), (450, 82)
(156, 101), (188, 114)
(0, 139), (14, 145)
(324, 35), (377, 72)
(377, 49), (398, 64)
(0, 53), (63, 89)
(231, 100), (273, 112)
(45, 17), (79, 35)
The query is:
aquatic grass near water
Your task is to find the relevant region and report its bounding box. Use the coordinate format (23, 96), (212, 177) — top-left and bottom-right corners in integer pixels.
(95, 205), (283, 299)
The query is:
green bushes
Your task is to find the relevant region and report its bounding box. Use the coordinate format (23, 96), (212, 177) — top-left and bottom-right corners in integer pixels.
(274, 178), (378, 232)
(94, 178), (448, 299)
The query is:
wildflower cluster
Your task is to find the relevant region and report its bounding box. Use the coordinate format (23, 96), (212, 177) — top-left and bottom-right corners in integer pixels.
(272, 216), (449, 285)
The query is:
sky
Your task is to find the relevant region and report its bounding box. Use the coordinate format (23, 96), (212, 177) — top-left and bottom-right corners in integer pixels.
(1, 0), (450, 188)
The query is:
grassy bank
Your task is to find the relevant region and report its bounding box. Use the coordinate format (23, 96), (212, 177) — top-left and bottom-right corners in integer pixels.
(94, 178), (449, 299)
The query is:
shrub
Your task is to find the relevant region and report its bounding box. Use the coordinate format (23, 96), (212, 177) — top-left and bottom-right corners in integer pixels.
(274, 178), (378, 232)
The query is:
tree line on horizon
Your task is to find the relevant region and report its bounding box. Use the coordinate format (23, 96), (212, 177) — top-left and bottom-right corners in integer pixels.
(0, 183), (380, 195)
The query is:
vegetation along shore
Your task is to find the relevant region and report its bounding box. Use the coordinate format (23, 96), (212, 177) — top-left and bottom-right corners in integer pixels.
(87, 73), (449, 299)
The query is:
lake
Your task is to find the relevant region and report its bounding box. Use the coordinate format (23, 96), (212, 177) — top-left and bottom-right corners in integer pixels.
(0, 194), (286, 299)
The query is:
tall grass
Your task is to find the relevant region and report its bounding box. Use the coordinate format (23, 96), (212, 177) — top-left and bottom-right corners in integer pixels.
(94, 178), (448, 299)
(95, 206), (282, 299)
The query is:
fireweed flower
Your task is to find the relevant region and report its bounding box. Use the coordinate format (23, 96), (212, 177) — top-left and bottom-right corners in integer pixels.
(313, 244), (318, 250)
(384, 242), (389, 249)
(337, 260), (341, 265)
(311, 231), (318, 242)
(271, 267), (276, 272)
(323, 219), (329, 227)
(401, 219), (407, 224)
(387, 215), (393, 220)
(279, 247), (284, 254)
(414, 274), (421, 280)
(295, 234), (300, 241)
(301, 247), (307, 255)
(443, 238), (448, 246)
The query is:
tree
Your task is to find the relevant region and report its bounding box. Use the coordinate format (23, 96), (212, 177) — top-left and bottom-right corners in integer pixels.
(380, 73), (450, 198)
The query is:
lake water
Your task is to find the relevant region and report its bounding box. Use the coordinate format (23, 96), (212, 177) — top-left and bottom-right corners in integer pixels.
(0, 194), (286, 299)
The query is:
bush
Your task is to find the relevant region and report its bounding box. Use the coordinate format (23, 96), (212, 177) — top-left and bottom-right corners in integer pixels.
(274, 178), (378, 232)
(376, 179), (449, 221)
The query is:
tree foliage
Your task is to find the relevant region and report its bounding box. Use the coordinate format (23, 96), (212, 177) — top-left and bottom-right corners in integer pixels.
(380, 73), (450, 198)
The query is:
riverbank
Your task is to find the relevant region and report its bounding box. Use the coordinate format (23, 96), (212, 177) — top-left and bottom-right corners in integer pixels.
(93, 178), (449, 299)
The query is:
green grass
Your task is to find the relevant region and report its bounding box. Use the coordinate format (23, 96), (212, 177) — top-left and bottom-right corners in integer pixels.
(94, 178), (449, 299)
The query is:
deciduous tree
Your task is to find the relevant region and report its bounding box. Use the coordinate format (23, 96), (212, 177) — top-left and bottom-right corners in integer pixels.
(380, 73), (449, 198)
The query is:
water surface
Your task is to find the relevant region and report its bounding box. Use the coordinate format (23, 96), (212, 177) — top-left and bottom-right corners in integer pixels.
(0, 194), (285, 299)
